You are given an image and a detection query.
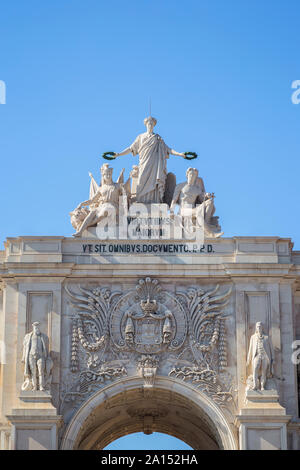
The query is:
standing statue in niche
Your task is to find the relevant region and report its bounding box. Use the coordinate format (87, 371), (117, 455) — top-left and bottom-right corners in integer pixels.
(111, 117), (187, 204)
(246, 322), (273, 391)
(21, 322), (53, 392)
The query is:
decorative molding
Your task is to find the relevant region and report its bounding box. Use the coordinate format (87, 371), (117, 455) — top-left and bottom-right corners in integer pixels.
(63, 279), (234, 416)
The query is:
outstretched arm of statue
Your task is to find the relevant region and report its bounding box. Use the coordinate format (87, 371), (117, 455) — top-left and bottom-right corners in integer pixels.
(114, 147), (132, 158)
(77, 190), (100, 209)
(170, 149), (186, 158)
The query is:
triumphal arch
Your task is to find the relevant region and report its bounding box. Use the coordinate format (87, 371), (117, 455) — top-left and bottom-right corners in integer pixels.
(1, 117), (300, 450)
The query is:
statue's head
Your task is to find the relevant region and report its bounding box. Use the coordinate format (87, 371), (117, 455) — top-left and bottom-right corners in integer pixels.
(255, 321), (263, 335)
(186, 167), (198, 185)
(101, 163), (113, 185)
(32, 322), (41, 335)
(144, 116), (157, 132)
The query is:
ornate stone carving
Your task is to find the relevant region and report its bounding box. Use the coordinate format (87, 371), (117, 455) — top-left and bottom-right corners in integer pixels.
(200, 192), (223, 238)
(170, 167), (223, 238)
(110, 278), (187, 354)
(62, 285), (127, 409)
(67, 114), (227, 245)
(66, 284), (121, 362)
(123, 299), (173, 351)
(62, 366), (127, 405)
(69, 206), (90, 232)
(63, 279), (234, 415)
(168, 284), (236, 409)
(71, 163), (130, 237)
(169, 367), (235, 408)
(70, 318), (79, 372)
(176, 284), (232, 371)
(246, 321), (274, 391)
(137, 354), (159, 389)
(170, 167), (205, 212)
(21, 322), (53, 392)
(69, 118), (223, 238)
(113, 116), (186, 204)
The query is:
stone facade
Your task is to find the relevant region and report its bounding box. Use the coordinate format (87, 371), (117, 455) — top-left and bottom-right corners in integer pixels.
(0, 235), (299, 449)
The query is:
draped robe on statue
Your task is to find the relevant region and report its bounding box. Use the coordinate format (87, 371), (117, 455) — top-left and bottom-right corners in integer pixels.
(130, 132), (171, 203)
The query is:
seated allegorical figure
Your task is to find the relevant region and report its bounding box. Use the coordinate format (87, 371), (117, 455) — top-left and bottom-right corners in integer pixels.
(170, 167), (223, 238)
(71, 163), (131, 237)
(170, 167), (205, 214)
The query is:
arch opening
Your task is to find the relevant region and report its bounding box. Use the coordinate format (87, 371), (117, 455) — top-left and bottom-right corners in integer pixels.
(104, 432), (193, 450)
(61, 377), (238, 450)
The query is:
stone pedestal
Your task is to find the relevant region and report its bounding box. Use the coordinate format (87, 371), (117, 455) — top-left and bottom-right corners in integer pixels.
(6, 396), (62, 450)
(236, 390), (291, 450)
(19, 390), (52, 404)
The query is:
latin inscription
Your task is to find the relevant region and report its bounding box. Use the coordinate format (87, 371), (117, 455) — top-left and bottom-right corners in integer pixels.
(82, 243), (214, 254)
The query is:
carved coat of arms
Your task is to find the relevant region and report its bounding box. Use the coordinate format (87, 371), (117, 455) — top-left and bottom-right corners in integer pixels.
(110, 278), (187, 354)
(64, 277), (235, 413)
(124, 298), (172, 349)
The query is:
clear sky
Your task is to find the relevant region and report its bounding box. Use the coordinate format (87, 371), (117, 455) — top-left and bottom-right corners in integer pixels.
(1, 0), (300, 449)
(1, 0), (300, 248)
(104, 432), (192, 450)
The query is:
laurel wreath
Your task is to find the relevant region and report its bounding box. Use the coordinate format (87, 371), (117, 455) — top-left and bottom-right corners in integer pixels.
(184, 152), (198, 160)
(102, 151), (116, 160)
(102, 151), (197, 161)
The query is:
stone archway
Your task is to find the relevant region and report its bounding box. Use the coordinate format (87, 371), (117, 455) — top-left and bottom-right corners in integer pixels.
(61, 377), (238, 450)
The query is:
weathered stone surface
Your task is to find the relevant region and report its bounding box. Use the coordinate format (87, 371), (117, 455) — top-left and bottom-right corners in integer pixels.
(0, 235), (300, 449)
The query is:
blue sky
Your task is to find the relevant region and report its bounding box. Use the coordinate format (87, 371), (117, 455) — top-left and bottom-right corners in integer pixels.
(1, 0), (300, 448)
(1, 0), (300, 248)
(104, 432), (192, 450)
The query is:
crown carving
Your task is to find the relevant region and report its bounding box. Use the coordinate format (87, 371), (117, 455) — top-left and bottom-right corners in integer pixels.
(140, 297), (157, 314)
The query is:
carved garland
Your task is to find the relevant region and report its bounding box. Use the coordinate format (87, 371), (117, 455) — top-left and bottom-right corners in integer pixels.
(64, 280), (234, 412)
(77, 319), (107, 352)
(70, 318), (79, 372)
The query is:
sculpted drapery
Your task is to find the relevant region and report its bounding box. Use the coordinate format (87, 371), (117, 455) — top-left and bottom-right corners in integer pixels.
(130, 132), (171, 204)
(69, 116), (223, 238)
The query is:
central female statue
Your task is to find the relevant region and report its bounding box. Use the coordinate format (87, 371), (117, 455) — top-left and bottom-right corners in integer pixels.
(114, 117), (186, 204)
